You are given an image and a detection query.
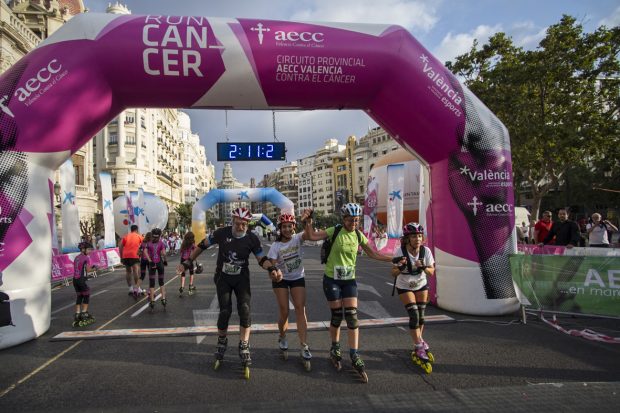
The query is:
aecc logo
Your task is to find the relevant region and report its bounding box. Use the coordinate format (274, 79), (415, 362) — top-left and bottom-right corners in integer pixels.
(251, 23), (324, 45)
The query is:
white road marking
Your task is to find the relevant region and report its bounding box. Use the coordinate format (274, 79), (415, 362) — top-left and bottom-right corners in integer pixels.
(131, 294), (161, 317)
(357, 282), (382, 297)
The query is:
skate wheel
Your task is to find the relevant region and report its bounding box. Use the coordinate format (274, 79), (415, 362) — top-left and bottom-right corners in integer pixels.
(243, 366), (250, 380)
(303, 360), (311, 372)
(359, 371), (369, 383)
(213, 360), (222, 371)
(422, 362), (432, 374)
(427, 351), (435, 363)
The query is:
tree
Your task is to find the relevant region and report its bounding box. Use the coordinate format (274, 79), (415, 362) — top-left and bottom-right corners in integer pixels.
(446, 16), (620, 220)
(174, 202), (194, 233)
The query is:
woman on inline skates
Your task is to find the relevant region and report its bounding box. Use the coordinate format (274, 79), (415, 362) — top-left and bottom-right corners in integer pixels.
(391, 222), (436, 373)
(266, 213), (313, 371)
(301, 204), (394, 383)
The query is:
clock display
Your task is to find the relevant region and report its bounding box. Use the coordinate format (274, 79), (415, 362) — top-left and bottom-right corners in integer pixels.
(217, 142), (286, 161)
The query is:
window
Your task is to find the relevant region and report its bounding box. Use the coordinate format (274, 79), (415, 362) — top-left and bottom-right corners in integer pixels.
(109, 134), (118, 144)
(126, 135), (136, 145)
(140, 116), (146, 129)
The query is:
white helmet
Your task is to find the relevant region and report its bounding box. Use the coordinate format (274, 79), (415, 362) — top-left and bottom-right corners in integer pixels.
(341, 203), (362, 217)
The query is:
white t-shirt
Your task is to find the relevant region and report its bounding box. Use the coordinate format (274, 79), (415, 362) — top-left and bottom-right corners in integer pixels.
(97, 238), (105, 250)
(393, 246), (435, 291)
(586, 223), (609, 245)
(267, 233), (305, 281)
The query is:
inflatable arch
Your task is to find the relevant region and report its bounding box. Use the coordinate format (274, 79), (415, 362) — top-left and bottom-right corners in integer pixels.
(0, 13), (517, 349)
(192, 188), (293, 243)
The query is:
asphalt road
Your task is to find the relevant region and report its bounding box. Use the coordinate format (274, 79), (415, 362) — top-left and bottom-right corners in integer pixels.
(1, 243), (619, 412)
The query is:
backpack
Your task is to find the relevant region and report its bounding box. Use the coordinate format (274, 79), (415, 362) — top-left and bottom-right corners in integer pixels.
(320, 225), (362, 264)
(400, 243), (426, 275)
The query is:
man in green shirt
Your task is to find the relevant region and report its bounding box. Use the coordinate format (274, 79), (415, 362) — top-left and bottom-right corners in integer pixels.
(301, 203), (393, 382)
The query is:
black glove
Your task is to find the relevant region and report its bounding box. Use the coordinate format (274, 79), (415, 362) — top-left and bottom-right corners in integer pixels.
(267, 266), (278, 274)
(392, 256), (406, 264)
(163, 261), (168, 267)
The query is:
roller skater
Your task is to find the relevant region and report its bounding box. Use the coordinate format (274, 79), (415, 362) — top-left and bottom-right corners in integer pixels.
(120, 225), (143, 298)
(213, 335), (228, 370)
(300, 343), (312, 372)
(265, 213), (314, 368)
(351, 352), (368, 383)
(278, 335), (289, 360)
(329, 342), (342, 371)
(145, 228), (168, 308)
(177, 232), (197, 298)
(301, 205), (394, 382)
(390, 223), (436, 374)
(188, 207), (270, 379)
(71, 242), (97, 328)
(239, 340), (252, 380)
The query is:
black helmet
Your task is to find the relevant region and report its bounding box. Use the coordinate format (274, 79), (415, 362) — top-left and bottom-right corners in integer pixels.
(195, 263), (204, 274)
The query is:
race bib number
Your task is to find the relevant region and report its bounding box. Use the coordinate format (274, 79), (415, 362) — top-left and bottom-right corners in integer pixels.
(223, 262), (241, 275)
(334, 265), (354, 280)
(409, 277), (427, 290)
(284, 257), (301, 273)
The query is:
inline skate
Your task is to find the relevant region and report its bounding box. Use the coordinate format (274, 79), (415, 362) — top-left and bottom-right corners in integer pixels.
(161, 298), (167, 310)
(188, 285), (196, 296)
(300, 343), (312, 372)
(351, 353), (368, 383)
(178, 286), (184, 297)
(278, 335), (289, 360)
(329, 342), (342, 371)
(239, 340), (252, 380)
(213, 335), (228, 370)
(411, 344), (432, 374)
(422, 339), (434, 363)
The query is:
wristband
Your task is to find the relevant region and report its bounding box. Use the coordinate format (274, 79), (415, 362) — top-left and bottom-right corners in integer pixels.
(267, 266), (278, 273)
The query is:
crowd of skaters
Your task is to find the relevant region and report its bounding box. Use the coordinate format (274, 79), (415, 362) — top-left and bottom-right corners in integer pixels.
(517, 209), (619, 248)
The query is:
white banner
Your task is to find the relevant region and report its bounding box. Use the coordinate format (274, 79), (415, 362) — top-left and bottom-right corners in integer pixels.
(99, 172), (116, 248)
(137, 188), (147, 234)
(59, 159), (80, 253)
(363, 175), (378, 238)
(125, 189), (135, 233)
(386, 164), (404, 238)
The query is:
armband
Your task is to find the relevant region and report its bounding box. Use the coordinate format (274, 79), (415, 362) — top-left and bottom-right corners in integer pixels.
(267, 266), (278, 273)
(259, 256), (269, 267)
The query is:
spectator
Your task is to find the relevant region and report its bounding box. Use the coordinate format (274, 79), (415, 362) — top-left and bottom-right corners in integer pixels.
(540, 208), (580, 248)
(534, 211), (553, 244)
(586, 213), (618, 248)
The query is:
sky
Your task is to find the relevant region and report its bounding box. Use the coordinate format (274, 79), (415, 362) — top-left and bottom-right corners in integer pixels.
(84, 0), (620, 184)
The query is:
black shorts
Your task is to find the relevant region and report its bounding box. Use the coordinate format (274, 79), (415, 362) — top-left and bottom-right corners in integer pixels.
(123, 258), (140, 268)
(397, 285), (429, 295)
(73, 276), (90, 295)
(272, 277), (305, 289)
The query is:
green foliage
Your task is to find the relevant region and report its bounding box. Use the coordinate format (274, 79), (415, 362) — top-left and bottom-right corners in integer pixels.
(174, 202), (194, 232)
(446, 15), (620, 219)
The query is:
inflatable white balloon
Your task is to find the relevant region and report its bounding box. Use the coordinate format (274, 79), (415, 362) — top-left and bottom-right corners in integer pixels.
(113, 192), (168, 236)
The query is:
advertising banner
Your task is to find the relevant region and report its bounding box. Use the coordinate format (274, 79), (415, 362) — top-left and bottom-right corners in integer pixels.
(363, 175), (378, 239)
(99, 172), (116, 248)
(51, 248), (121, 282)
(510, 255), (620, 318)
(60, 159), (80, 253)
(386, 164), (404, 238)
(125, 189), (135, 232)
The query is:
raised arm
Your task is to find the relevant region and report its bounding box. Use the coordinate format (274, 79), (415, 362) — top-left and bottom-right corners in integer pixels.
(300, 208), (328, 241)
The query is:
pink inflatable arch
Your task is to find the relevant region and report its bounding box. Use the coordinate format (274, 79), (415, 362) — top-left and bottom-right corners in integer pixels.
(0, 14), (518, 348)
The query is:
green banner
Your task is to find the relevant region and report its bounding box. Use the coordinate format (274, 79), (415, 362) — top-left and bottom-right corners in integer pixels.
(510, 255), (620, 318)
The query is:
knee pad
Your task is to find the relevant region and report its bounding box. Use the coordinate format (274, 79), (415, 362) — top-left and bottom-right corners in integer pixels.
(238, 302), (251, 328)
(418, 302), (427, 326)
(344, 307), (359, 330)
(158, 276), (164, 287)
(406, 303), (420, 329)
(217, 307), (232, 330)
(82, 294), (90, 305)
(330, 308), (343, 328)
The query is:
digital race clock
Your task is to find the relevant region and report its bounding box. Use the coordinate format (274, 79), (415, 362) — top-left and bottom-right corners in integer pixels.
(216, 142), (286, 161)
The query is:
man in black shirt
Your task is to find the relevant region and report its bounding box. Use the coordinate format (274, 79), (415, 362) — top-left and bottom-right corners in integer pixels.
(539, 208), (580, 248)
(189, 207), (277, 374)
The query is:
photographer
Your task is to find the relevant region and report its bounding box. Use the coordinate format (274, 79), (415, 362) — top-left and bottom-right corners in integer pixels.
(586, 213), (618, 248)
